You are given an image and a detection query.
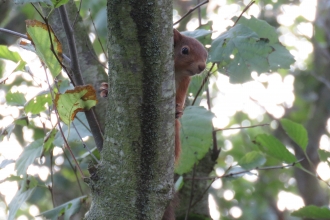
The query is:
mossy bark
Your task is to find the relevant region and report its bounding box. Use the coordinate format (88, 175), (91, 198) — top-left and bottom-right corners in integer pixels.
(85, 0), (174, 219)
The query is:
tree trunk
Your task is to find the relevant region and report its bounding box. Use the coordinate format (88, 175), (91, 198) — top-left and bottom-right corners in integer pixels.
(84, 0), (174, 219)
(292, 0), (330, 207)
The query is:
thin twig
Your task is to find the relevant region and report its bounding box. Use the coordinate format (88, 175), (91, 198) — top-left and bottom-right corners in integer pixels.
(204, 68), (221, 160)
(190, 179), (215, 208)
(311, 72), (330, 90)
(58, 5), (104, 151)
(31, 3), (44, 20)
(192, 63), (216, 105)
(72, 0), (83, 28)
(0, 27), (71, 65)
(197, 0), (202, 26)
(0, 27), (28, 39)
(58, 5), (84, 85)
(188, 166), (232, 209)
(42, 63), (86, 177)
(38, 11), (91, 174)
(72, 121), (100, 163)
(233, 1), (256, 27)
(61, 147), (86, 193)
(185, 163), (197, 220)
(72, 163), (85, 196)
(85, 41), (108, 69)
(186, 158), (305, 181)
(75, 116), (92, 133)
(89, 9), (107, 60)
(49, 151), (56, 207)
(0, 62), (20, 84)
(45, 18), (75, 84)
(174, 0), (209, 25)
(213, 123), (270, 133)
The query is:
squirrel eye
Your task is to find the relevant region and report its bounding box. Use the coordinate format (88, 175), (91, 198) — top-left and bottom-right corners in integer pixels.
(181, 47), (189, 55)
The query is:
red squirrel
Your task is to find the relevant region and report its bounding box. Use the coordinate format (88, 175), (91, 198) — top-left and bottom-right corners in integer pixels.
(173, 28), (208, 162)
(100, 29), (208, 162)
(162, 28), (207, 220)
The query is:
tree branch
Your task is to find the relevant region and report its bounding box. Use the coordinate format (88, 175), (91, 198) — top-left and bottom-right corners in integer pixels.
(58, 5), (104, 151)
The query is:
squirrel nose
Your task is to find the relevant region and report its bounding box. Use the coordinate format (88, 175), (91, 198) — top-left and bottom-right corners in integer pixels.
(198, 63), (206, 72)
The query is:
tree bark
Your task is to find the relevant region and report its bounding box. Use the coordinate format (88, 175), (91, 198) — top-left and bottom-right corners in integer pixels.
(84, 0), (174, 219)
(292, 0), (330, 208)
(176, 150), (217, 218)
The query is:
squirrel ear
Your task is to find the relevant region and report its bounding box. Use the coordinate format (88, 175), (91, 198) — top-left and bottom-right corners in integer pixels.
(173, 29), (181, 46)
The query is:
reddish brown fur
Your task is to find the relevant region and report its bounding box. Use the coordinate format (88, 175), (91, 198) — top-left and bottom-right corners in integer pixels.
(175, 119), (181, 162)
(162, 29), (207, 220)
(173, 29), (207, 162)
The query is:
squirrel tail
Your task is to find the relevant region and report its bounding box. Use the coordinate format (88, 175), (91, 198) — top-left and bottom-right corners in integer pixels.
(175, 119), (181, 162)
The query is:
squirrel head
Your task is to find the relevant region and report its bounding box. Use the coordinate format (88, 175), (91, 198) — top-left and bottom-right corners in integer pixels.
(173, 29), (208, 78)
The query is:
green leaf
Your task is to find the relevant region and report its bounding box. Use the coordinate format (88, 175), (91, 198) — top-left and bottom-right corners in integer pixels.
(280, 119), (308, 151)
(174, 176), (184, 191)
(236, 16), (295, 71)
(1, 123), (15, 140)
(268, 44), (295, 70)
(175, 106), (214, 175)
(0, 45), (21, 62)
(291, 205), (330, 219)
(318, 149), (330, 166)
(53, 113), (92, 145)
(6, 92), (26, 106)
(55, 85), (98, 125)
(52, 0), (69, 8)
(181, 21), (213, 45)
(181, 22), (213, 46)
(0, 159), (15, 169)
(6, 175), (24, 182)
(181, 29), (212, 40)
(37, 196), (87, 220)
(24, 91), (52, 114)
(14, 116), (29, 126)
(225, 166), (247, 179)
(0, 45), (26, 71)
(187, 71), (208, 98)
(27, 175), (39, 188)
(254, 134), (296, 163)
(235, 16), (278, 43)
(238, 151), (266, 170)
(26, 20), (62, 77)
(209, 16), (295, 83)
(209, 24), (273, 83)
(15, 139), (44, 176)
(9, 189), (36, 219)
(43, 128), (57, 153)
(8, 187), (36, 220)
(3, 175), (37, 185)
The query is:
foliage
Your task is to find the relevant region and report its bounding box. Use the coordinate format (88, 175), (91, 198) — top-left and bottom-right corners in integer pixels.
(55, 85), (98, 125)
(254, 134), (297, 163)
(37, 196), (87, 220)
(26, 19), (63, 77)
(208, 16), (295, 83)
(175, 106), (214, 175)
(15, 139), (44, 176)
(280, 118), (308, 151)
(291, 205), (330, 219)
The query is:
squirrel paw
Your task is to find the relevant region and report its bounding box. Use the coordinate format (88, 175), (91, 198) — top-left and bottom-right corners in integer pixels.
(99, 82), (109, 98)
(175, 104), (183, 119)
